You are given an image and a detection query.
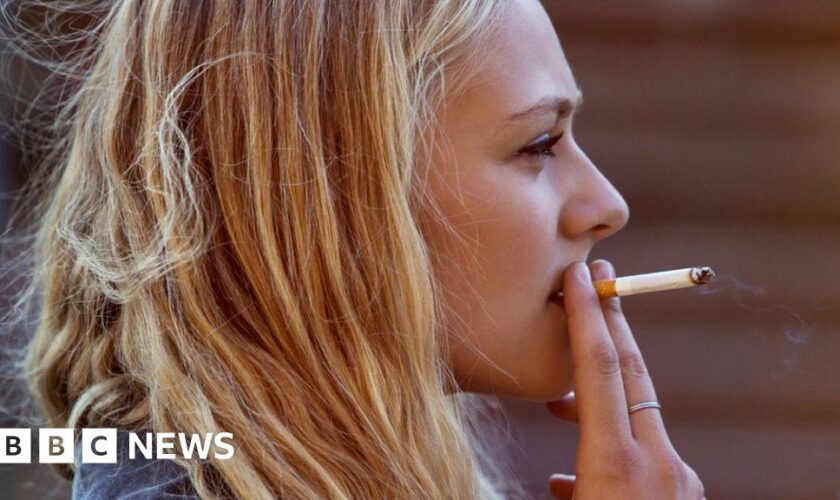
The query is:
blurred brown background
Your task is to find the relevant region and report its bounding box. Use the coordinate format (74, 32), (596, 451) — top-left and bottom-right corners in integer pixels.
(499, 2), (840, 499)
(2, 1), (839, 499)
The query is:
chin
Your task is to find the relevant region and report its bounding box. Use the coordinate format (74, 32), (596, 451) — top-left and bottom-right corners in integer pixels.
(510, 354), (574, 402)
(486, 364), (573, 402)
(450, 317), (573, 400)
(512, 325), (573, 401)
(451, 367), (573, 401)
(514, 381), (573, 403)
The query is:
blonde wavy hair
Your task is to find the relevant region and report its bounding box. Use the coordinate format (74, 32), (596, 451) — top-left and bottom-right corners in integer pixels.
(0, 0), (526, 498)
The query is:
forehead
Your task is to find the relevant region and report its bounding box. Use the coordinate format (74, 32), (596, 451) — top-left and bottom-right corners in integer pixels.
(443, 0), (578, 128)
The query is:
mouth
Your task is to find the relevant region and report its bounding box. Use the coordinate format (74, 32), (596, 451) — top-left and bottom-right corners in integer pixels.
(548, 292), (565, 307)
(547, 263), (574, 306)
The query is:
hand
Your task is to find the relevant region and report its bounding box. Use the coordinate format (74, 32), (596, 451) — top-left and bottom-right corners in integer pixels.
(544, 260), (706, 500)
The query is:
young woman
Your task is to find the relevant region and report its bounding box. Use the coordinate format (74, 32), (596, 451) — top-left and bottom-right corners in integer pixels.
(6, 0), (706, 498)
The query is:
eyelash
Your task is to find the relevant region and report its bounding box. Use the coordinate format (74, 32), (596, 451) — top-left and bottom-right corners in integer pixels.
(520, 132), (564, 158)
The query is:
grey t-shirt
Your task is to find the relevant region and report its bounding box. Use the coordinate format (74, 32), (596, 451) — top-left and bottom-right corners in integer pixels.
(71, 429), (200, 499)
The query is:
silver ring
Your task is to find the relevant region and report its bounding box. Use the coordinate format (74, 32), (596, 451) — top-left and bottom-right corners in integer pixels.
(628, 401), (661, 414)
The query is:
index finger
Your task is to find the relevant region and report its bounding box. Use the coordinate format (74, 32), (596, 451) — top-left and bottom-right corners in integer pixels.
(563, 261), (633, 446)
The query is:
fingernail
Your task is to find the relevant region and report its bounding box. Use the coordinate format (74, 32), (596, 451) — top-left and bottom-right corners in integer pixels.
(603, 260), (616, 279)
(575, 262), (591, 286)
(591, 259), (614, 280)
(550, 473), (576, 482)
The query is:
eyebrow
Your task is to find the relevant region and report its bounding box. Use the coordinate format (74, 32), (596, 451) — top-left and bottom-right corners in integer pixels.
(498, 89), (584, 132)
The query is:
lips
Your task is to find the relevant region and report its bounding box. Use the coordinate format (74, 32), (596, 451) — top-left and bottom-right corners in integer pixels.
(547, 263), (575, 300)
(548, 259), (587, 306)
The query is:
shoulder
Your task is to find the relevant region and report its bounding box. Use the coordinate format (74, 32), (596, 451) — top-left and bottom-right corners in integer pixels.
(71, 429), (200, 500)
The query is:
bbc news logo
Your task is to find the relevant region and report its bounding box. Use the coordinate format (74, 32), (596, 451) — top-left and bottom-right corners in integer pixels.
(0, 428), (235, 463)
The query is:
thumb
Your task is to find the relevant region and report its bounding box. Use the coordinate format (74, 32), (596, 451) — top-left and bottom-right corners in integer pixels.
(545, 391), (578, 423)
(549, 473), (576, 499)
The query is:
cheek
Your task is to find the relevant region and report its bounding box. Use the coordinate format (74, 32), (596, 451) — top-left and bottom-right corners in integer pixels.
(425, 176), (571, 394)
(471, 179), (558, 300)
(426, 173), (557, 304)
(481, 204), (554, 289)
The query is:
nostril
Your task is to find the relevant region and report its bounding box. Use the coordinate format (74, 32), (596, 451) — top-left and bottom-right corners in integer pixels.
(592, 223), (610, 232)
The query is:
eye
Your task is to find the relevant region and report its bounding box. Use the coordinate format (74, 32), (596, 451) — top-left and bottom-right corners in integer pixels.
(518, 132), (564, 158)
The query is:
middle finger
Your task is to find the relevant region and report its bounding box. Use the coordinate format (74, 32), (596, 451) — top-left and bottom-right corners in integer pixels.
(589, 259), (673, 448)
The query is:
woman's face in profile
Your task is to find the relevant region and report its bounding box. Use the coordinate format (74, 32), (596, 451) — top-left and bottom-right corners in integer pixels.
(423, 0), (629, 401)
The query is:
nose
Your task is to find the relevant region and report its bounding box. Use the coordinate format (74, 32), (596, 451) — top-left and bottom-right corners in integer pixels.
(558, 145), (630, 241)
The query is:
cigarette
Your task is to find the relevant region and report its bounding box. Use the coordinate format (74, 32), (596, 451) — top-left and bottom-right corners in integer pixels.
(553, 266), (716, 300)
(593, 266), (715, 299)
